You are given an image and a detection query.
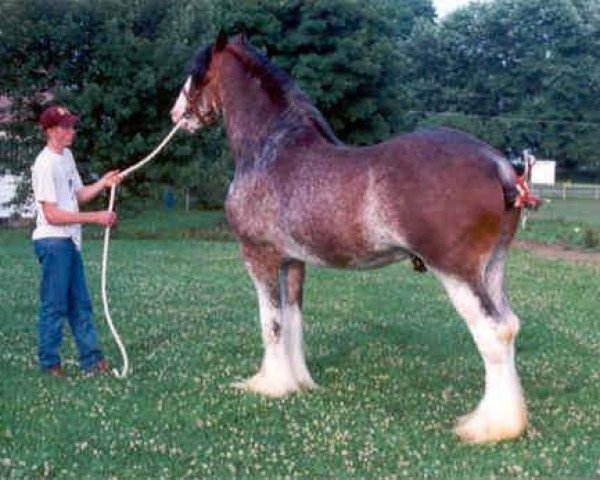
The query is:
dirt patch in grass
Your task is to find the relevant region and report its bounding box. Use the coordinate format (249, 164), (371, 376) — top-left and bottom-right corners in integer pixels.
(514, 240), (600, 266)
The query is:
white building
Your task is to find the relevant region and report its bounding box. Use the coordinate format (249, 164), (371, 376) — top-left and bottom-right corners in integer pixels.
(0, 173), (34, 219)
(530, 160), (556, 185)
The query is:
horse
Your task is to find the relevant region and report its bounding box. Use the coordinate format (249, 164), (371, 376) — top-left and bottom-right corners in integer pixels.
(170, 32), (531, 443)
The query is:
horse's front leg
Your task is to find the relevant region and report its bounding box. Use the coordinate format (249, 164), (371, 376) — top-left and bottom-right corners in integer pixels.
(232, 245), (301, 397)
(281, 261), (318, 391)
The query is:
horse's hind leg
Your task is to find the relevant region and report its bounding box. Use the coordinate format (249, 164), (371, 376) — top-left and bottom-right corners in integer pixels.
(484, 243), (511, 314)
(281, 261), (318, 390)
(231, 245), (300, 397)
(435, 266), (527, 443)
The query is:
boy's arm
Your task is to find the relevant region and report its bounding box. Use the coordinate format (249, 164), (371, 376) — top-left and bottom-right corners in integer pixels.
(76, 170), (121, 205)
(41, 202), (117, 227)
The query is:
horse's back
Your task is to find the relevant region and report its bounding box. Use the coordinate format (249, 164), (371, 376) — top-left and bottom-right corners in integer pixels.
(370, 127), (503, 174)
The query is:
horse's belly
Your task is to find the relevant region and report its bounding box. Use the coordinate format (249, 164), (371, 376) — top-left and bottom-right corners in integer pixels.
(282, 235), (409, 269)
(346, 248), (410, 269)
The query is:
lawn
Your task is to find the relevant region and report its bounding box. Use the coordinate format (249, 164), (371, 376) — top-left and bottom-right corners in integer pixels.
(0, 214), (599, 478)
(517, 198), (600, 249)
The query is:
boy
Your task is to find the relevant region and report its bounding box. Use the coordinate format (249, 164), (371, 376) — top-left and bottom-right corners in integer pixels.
(32, 105), (121, 376)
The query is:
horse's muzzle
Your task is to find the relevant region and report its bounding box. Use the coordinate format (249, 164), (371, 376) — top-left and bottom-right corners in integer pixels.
(172, 113), (200, 133)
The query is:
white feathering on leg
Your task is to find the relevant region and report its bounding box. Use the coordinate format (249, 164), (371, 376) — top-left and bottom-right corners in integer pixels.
(285, 304), (318, 390)
(232, 276), (300, 397)
(435, 271), (527, 443)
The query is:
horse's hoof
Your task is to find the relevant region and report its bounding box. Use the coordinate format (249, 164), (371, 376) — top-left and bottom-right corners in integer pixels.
(230, 373), (298, 398)
(454, 410), (476, 429)
(453, 405), (527, 443)
(299, 378), (320, 391)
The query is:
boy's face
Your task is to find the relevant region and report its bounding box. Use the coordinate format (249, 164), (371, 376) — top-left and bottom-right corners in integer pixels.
(46, 125), (76, 148)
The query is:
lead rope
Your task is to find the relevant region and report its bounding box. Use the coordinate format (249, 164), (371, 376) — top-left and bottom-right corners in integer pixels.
(101, 120), (185, 378)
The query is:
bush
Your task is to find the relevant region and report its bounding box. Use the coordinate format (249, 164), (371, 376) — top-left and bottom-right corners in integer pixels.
(583, 227), (600, 249)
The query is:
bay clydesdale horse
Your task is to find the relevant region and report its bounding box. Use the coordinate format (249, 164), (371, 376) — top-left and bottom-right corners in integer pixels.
(171, 32), (537, 443)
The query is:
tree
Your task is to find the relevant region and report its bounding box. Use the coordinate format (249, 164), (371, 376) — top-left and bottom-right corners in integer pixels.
(400, 0), (600, 171)
(0, 0), (232, 207)
(2, 0), (598, 196)
(221, 0), (435, 144)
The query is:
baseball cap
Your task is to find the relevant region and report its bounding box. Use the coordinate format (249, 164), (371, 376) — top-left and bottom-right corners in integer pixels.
(39, 106), (79, 130)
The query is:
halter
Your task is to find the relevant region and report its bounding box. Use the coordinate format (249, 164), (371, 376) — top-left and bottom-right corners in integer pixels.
(183, 80), (217, 126)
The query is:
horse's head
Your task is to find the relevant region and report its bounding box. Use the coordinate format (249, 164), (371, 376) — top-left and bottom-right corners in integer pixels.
(170, 31), (229, 132)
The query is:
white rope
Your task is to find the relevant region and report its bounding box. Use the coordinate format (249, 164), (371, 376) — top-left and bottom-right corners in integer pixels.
(101, 186), (128, 378)
(119, 121), (185, 178)
(101, 120), (184, 378)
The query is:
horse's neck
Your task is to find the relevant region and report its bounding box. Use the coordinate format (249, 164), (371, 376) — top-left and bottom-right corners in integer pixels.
(219, 58), (289, 166)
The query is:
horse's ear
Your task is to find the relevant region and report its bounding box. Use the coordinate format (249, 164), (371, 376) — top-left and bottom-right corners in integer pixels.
(215, 29), (228, 52)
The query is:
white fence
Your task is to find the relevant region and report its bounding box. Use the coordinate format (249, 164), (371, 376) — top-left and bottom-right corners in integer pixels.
(532, 183), (600, 200)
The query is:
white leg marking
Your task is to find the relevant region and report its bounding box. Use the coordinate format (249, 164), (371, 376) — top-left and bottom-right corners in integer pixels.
(284, 304), (318, 390)
(232, 276), (300, 397)
(436, 272), (527, 443)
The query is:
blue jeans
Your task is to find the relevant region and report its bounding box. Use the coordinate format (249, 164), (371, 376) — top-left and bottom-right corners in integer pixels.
(34, 238), (103, 372)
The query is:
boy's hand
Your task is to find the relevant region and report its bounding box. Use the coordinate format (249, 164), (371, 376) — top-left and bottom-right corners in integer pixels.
(95, 211), (118, 227)
(101, 170), (122, 189)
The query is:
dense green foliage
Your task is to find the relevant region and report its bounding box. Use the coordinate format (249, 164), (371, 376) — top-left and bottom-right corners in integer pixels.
(405, 0), (600, 177)
(1, 0), (599, 205)
(0, 0), (231, 205)
(221, 0), (435, 143)
(1, 217), (599, 477)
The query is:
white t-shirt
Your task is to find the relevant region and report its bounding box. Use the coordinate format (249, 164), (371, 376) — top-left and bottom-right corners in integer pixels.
(31, 147), (84, 249)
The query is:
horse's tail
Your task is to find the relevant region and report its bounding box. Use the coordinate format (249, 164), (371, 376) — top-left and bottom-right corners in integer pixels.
(490, 152), (541, 210)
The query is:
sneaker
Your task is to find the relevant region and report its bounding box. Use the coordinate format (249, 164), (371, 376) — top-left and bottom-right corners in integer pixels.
(88, 359), (110, 376)
(45, 365), (67, 378)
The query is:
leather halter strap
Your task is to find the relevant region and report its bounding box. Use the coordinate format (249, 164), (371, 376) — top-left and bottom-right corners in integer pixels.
(183, 80), (216, 126)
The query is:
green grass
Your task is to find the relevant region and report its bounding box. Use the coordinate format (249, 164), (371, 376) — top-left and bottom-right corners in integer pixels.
(1, 215), (599, 478)
(518, 198), (600, 249)
(93, 208), (233, 241)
